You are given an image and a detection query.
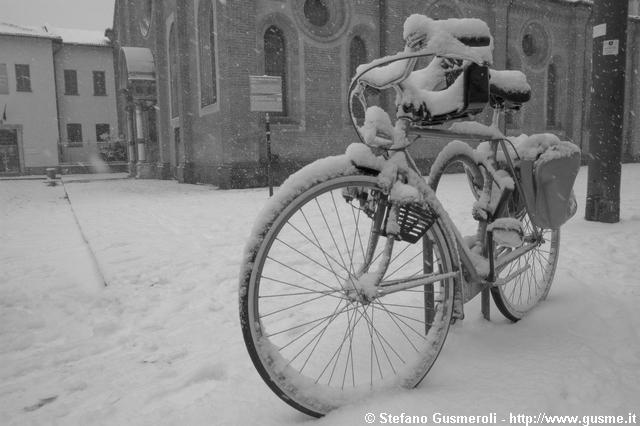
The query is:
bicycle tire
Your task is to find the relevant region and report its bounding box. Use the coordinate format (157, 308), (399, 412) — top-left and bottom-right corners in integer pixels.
(491, 211), (560, 321)
(239, 170), (457, 417)
(430, 152), (559, 321)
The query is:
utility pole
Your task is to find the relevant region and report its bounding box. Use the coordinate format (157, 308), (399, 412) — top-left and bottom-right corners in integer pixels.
(585, 0), (629, 223)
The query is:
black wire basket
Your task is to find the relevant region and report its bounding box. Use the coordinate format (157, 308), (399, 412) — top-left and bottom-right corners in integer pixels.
(394, 202), (439, 244)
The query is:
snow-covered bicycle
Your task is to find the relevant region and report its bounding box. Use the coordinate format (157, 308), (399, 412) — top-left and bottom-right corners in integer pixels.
(239, 15), (580, 417)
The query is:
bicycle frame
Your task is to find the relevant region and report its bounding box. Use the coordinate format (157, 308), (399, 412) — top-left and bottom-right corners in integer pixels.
(344, 37), (550, 319)
(350, 137), (545, 318)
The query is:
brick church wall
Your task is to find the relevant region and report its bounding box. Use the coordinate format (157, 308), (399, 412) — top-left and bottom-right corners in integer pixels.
(112, 0), (639, 188)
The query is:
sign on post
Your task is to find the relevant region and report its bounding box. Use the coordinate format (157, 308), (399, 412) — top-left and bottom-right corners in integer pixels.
(249, 75), (283, 112)
(249, 76), (283, 196)
(603, 39), (619, 56)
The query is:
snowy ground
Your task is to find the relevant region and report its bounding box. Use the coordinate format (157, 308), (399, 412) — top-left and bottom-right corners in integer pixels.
(1, 165), (639, 426)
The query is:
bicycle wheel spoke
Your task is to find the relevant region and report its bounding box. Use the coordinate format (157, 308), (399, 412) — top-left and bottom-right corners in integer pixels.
(349, 203), (366, 264)
(330, 191), (356, 275)
(279, 299), (349, 351)
(314, 305), (356, 385)
(286, 220), (353, 277)
(385, 249), (425, 279)
(262, 291), (340, 319)
(261, 275), (346, 301)
(312, 198), (350, 272)
(275, 236), (347, 284)
(378, 304), (434, 328)
(293, 298), (352, 370)
(374, 300), (429, 345)
(341, 304), (358, 389)
(299, 205), (353, 290)
(265, 303), (358, 338)
(364, 304), (383, 385)
(365, 302), (412, 361)
(259, 289), (340, 298)
(380, 302), (434, 309)
(357, 303), (402, 375)
(266, 256), (339, 294)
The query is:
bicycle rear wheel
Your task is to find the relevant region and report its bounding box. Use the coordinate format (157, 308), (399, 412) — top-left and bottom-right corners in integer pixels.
(239, 172), (456, 417)
(491, 194), (560, 321)
(429, 151), (559, 321)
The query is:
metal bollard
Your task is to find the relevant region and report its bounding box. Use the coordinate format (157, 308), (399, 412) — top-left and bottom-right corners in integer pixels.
(45, 168), (58, 186)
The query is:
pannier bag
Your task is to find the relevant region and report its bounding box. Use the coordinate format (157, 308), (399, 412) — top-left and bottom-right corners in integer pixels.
(518, 140), (581, 229)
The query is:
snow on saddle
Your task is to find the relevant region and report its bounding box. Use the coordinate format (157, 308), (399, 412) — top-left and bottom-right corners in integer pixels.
(489, 69), (531, 109)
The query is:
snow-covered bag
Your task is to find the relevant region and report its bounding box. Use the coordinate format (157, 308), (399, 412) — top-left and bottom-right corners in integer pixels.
(518, 138), (581, 229)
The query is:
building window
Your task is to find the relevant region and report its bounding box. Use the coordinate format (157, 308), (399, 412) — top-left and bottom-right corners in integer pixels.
(264, 26), (287, 116)
(93, 71), (106, 96)
(521, 22), (549, 67)
(198, 0), (217, 108)
(169, 22), (179, 118)
(304, 0), (330, 27)
(349, 36), (366, 79)
(15, 64), (31, 92)
(67, 123), (83, 144)
(294, 0), (347, 40)
(139, 0), (153, 37)
(547, 63), (557, 127)
(522, 34), (535, 57)
(96, 123), (110, 141)
(349, 36), (379, 121)
(0, 63), (8, 94)
(349, 36), (367, 120)
(505, 55), (519, 129)
(64, 70), (78, 95)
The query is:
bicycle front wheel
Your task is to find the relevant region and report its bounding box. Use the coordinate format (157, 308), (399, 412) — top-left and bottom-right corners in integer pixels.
(239, 172), (456, 417)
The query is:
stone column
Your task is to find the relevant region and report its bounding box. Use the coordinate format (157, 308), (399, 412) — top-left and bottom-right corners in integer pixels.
(490, 0), (511, 70)
(126, 105), (137, 177)
(135, 103), (154, 178)
(175, 0), (195, 183)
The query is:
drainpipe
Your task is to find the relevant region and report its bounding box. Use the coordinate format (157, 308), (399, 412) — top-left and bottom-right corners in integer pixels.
(505, 0), (514, 67)
(379, 0), (386, 56)
(624, 18), (636, 160)
(581, 5), (594, 153)
(500, 0), (514, 135)
(51, 37), (64, 166)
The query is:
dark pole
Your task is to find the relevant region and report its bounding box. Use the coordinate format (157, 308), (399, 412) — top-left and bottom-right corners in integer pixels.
(585, 0), (629, 223)
(266, 112), (273, 197)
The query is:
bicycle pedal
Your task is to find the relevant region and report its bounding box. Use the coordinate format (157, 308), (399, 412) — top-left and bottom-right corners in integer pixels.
(488, 218), (523, 248)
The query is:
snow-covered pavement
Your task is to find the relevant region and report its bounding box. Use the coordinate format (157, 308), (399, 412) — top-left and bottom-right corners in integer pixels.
(1, 165), (639, 425)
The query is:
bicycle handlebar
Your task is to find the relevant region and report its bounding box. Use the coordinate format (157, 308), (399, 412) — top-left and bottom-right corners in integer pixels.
(348, 47), (487, 147)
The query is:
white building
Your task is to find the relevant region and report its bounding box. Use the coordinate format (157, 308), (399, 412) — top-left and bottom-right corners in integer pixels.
(0, 23), (119, 175)
(51, 27), (120, 166)
(0, 23), (59, 174)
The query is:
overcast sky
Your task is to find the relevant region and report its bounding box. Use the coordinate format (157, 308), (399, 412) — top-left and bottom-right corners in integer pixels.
(0, 0), (115, 32)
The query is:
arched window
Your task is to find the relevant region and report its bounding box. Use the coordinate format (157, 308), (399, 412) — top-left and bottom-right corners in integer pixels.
(264, 26), (287, 116)
(349, 36), (368, 120)
(169, 22), (179, 118)
(198, 0), (217, 108)
(349, 36), (366, 80)
(427, 4), (461, 20)
(505, 51), (523, 129)
(304, 0), (330, 27)
(547, 63), (557, 127)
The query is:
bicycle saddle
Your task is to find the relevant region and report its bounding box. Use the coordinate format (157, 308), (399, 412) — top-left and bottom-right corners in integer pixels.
(489, 69), (531, 108)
